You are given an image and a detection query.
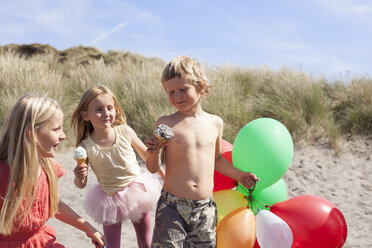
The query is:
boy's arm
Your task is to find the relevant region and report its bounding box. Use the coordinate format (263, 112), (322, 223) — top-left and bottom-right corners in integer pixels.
(215, 157), (258, 189)
(214, 118), (258, 189)
(145, 119), (169, 174)
(145, 134), (164, 173)
(55, 200), (105, 247)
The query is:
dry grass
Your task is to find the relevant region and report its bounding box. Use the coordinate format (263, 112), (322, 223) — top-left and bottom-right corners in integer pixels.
(1, 44), (371, 149)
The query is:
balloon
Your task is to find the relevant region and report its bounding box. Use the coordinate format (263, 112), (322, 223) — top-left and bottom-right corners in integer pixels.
(232, 118), (293, 191)
(253, 240), (260, 248)
(214, 140), (236, 192)
(213, 190), (248, 223)
(256, 210), (293, 248)
(221, 139), (233, 153)
(237, 178), (288, 214)
(270, 195), (347, 248)
(216, 207), (256, 248)
(213, 170), (236, 192)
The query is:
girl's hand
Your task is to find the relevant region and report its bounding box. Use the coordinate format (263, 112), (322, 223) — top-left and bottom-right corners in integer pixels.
(73, 163), (88, 179)
(86, 228), (105, 248)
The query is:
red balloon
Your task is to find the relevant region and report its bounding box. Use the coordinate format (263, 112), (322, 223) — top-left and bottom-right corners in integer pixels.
(214, 140), (236, 192)
(270, 195), (347, 248)
(221, 139), (233, 153)
(253, 240), (260, 248)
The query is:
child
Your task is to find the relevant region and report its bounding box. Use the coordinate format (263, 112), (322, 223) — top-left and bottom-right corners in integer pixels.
(71, 85), (164, 248)
(146, 56), (259, 247)
(0, 94), (105, 248)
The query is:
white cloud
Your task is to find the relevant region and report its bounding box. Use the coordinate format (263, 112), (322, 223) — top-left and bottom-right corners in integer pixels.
(313, 0), (372, 20)
(89, 22), (128, 45)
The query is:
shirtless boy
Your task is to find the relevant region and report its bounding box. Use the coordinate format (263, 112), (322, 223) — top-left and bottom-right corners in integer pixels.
(146, 56), (258, 248)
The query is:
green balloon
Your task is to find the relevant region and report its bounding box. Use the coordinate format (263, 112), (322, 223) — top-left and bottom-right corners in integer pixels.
(232, 118), (293, 191)
(237, 179), (288, 215)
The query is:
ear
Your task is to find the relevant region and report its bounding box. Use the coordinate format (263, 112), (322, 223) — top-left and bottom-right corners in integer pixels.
(81, 111), (89, 121)
(198, 84), (207, 94)
(26, 128), (32, 141)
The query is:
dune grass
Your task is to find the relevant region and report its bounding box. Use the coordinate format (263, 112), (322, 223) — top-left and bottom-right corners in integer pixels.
(0, 44), (371, 149)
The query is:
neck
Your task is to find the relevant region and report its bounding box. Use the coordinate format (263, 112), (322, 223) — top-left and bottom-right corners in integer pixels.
(91, 126), (116, 147)
(178, 103), (203, 117)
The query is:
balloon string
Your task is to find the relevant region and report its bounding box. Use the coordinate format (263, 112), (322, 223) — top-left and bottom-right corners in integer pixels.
(240, 184), (255, 210)
(240, 184), (271, 210)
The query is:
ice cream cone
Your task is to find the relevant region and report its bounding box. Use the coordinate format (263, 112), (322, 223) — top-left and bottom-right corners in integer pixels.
(75, 157), (87, 165)
(148, 125), (174, 160)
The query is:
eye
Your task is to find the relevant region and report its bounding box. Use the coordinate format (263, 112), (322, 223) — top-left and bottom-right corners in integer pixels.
(53, 125), (62, 131)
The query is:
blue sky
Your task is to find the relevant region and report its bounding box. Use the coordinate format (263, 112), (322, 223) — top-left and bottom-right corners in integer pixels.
(1, 0), (372, 78)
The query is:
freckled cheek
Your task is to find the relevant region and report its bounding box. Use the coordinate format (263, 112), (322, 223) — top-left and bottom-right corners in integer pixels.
(169, 96), (176, 104)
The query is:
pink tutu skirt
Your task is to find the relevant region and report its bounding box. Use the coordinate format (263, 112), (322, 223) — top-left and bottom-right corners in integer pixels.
(84, 169), (162, 225)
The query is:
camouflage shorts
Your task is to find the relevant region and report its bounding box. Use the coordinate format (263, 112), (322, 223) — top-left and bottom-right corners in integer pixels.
(151, 190), (217, 248)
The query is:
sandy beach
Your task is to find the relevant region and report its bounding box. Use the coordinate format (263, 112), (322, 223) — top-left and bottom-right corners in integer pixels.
(48, 137), (372, 247)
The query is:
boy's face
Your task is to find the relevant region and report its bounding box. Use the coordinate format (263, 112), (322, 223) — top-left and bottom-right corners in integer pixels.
(164, 77), (201, 112)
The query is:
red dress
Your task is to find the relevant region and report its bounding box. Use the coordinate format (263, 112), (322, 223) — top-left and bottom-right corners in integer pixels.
(0, 159), (65, 248)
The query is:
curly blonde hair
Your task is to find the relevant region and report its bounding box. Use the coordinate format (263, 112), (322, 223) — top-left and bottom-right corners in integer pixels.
(161, 56), (211, 97)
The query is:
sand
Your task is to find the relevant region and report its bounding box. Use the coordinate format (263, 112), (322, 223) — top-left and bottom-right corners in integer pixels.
(48, 137), (372, 247)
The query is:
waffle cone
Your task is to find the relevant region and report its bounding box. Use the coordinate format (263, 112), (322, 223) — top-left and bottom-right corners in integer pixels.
(148, 132), (167, 161)
(154, 132), (165, 142)
(75, 157), (86, 165)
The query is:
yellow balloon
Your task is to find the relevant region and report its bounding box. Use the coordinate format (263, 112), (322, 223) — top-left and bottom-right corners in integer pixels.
(213, 190), (248, 223)
(216, 207), (256, 248)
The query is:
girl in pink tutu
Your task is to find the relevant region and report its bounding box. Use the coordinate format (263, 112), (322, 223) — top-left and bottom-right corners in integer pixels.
(71, 86), (164, 248)
(0, 94), (105, 248)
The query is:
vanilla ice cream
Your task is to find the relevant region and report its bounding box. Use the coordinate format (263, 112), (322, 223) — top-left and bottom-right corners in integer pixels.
(74, 146), (87, 165)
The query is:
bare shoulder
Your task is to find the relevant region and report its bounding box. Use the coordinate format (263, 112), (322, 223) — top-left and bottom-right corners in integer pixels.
(204, 112), (223, 127)
(156, 113), (178, 126)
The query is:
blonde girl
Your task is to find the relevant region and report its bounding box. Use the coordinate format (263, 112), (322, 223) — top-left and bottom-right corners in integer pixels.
(71, 86), (163, 248)
(0, 93), (105, 248)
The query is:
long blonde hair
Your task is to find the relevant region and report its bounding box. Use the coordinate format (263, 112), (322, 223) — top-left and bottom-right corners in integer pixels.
(0, 94), (61, 235)
(71, 85), (126, 147)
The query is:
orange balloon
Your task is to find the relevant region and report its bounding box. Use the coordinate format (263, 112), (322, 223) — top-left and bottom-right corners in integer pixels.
(213, 190), (248, 223)
(216, 207), (256, 248)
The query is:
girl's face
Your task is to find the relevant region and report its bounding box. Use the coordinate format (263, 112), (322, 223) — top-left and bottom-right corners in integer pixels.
(36, 110), (66, 157)
(164, 77), (202, 113)
(82, 94), (116, 130)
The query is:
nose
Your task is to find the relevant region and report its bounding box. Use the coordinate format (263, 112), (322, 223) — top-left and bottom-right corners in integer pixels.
(174, 90), (182, 98)
(102, 108), (110, 116)
(60, 131), (66, 140)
